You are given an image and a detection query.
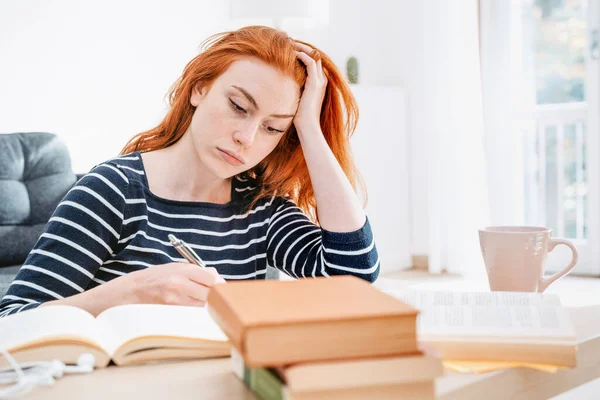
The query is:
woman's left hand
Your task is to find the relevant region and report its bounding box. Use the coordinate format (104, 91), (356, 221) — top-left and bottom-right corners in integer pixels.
(293, 41), (328, 136)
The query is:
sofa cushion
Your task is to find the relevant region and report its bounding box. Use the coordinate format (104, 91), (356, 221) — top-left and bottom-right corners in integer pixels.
(0, 132), (77, 266)
(0, 265), (21, 298)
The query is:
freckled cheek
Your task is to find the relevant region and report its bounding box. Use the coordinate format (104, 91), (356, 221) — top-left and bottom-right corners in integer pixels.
(246, 143), (275, 166)
(203, 106), (233, 135)
(209, 105), (229, 120)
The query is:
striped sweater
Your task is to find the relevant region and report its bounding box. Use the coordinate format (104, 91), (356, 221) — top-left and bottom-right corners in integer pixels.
(0, 152), (380, 317)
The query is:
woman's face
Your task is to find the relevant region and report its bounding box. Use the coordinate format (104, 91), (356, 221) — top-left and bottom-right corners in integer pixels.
(188, 57), (300, 179)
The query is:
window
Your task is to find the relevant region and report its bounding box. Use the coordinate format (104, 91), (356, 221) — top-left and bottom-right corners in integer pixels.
(523, 0), (588, 241)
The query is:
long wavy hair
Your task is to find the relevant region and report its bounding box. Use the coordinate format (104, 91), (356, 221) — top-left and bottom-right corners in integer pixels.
(121, 25), (365, 223)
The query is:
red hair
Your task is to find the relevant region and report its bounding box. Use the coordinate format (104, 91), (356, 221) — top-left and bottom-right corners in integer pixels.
(121, 26), (365, 222)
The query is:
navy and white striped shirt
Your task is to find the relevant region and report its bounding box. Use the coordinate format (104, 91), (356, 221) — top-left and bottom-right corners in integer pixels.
(0, 152), (380, 317)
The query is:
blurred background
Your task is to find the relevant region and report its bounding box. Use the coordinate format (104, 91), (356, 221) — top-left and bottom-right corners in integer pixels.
(0, 0), (598, 279)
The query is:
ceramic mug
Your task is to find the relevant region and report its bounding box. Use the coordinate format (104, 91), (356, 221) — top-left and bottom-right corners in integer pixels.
(479, 226), (578, 292)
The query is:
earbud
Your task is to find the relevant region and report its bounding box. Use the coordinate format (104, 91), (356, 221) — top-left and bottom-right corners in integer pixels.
(0, 350), (95, 399)
(65, 353), (95, 374)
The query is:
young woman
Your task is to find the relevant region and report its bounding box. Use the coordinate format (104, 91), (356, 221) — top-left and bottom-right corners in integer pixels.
(0, 26), (379, 318)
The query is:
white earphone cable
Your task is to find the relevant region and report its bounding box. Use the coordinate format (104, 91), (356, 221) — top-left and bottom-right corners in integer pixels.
(0, 349), (95, 399)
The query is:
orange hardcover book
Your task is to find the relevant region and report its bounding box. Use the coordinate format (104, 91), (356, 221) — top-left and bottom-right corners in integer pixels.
(207, 276), (419, 367)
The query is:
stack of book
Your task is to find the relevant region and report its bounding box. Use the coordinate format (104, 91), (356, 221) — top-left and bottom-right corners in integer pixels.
(381, 288), (578, 370)
(207, 276), (443, 400)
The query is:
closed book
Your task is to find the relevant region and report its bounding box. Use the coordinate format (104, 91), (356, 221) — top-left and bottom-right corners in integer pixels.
(232, 347), (442, 392)
(275, 351), (443, 392)
(232, 348), (436, 400)
(207, 276), (419, 367)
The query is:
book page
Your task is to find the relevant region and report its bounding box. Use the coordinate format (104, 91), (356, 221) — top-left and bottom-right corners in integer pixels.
(0, 305), (113, 354)
(383, 289), (561, 308)
(383, 289), (575, 341)
(96, 304), (228, 354)
(415, 304), (575, 340)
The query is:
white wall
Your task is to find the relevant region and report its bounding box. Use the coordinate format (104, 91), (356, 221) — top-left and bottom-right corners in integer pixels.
(332, 1), (429, 259)
(0, 0), (428, 272)
(351, 86), (411, 273)
(0, 0), (231, 170)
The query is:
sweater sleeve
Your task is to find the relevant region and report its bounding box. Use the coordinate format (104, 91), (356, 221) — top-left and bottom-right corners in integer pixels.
(0, 163), (129, 317)
(266, 198), (380, 282)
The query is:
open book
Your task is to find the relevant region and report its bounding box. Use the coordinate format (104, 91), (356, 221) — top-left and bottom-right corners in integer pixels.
(381, 289), (578, 367)
(0, 304), (231, 368)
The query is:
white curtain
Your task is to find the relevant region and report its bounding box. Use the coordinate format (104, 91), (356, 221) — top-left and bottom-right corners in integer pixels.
(479, 0), (533, 227)
(421, 0), (490, 277)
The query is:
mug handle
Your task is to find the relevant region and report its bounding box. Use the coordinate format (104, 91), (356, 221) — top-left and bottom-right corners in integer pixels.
(537, 238), (579, 292)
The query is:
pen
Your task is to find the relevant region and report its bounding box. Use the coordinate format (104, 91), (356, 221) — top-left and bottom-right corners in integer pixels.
(168, 234), (206, 268)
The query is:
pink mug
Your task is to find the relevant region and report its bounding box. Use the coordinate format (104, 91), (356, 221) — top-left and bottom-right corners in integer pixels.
(479, 226), (578, 292)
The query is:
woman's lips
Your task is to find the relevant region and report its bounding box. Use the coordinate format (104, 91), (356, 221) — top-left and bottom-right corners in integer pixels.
(217, 148), (245, 166)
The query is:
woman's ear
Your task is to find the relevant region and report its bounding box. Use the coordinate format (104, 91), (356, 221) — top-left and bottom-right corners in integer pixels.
(190, 84), (205, 107)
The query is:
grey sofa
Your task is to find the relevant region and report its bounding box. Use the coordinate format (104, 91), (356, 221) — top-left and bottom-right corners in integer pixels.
(0, 132), (80, 297)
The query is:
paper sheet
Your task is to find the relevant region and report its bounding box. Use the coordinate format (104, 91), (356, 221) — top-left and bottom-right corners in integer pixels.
(443, 360), (568, 374)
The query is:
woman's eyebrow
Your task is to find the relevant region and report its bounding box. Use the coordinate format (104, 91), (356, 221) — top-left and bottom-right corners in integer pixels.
(231, 85), (295, 119)
(231, 85), (258, 109)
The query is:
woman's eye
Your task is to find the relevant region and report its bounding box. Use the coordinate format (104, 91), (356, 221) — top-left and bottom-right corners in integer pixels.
(229, 99), (246, 114)
(265, 126), (285, 134)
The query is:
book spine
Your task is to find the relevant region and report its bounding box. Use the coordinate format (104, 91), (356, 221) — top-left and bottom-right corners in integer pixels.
(251, 368), (286, 400)
(231, 348), (288, 400)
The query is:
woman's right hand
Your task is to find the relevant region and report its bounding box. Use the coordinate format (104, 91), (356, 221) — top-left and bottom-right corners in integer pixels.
(40, 262), (225, 316)
(124, 262), (226, 307)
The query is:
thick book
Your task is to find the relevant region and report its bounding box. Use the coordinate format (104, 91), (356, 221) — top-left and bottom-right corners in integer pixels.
(0, 304), (231, 367)
(207, 276), (419, 367)
(232, 347), (442, 393)
(232, 348), (436, 400)
(382, 289), (578, 367)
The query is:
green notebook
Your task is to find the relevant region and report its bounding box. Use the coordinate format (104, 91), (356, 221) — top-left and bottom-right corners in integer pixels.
(232, 347), (285, 400)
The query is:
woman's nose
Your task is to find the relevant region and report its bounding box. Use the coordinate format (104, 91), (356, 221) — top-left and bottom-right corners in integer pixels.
(233, 122), (258, 147)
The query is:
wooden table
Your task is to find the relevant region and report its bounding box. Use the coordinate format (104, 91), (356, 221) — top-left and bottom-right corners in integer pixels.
(15, 306), (600, 399)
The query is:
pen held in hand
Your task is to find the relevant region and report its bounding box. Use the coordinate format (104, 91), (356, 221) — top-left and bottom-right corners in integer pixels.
(168, 234), (206, 268)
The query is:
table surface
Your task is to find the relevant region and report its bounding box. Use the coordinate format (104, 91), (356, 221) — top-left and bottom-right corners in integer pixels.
(13, 296), (600, 399)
